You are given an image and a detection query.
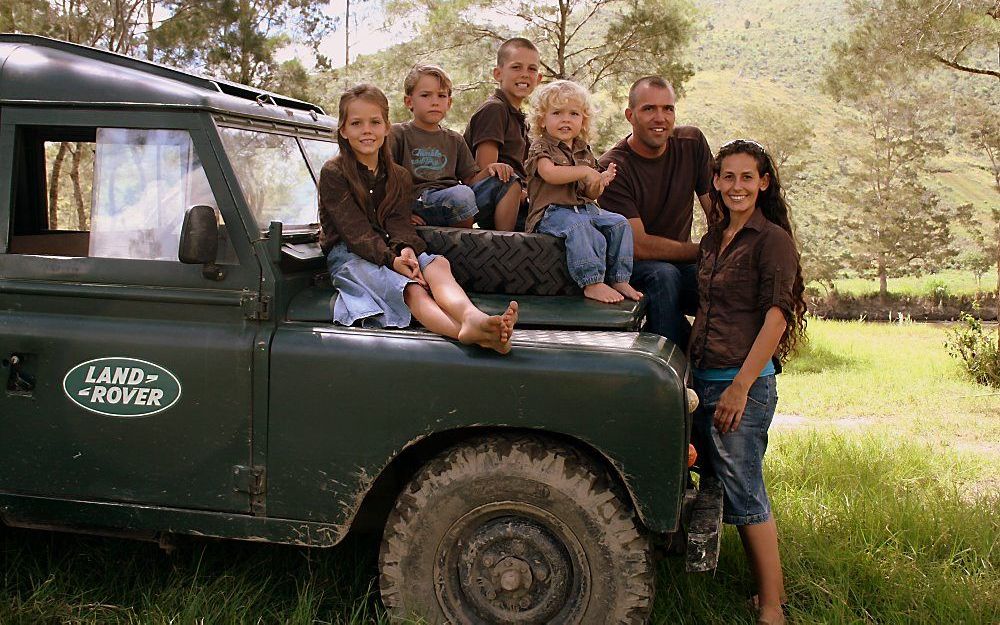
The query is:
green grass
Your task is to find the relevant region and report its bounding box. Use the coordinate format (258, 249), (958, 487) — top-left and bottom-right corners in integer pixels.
(829, 270), (999, 298)
(3, 320), (997, 623)
(780, 319), (1000, 446)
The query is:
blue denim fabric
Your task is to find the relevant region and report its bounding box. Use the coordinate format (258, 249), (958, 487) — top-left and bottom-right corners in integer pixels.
(413, 185), (479, 226)
(326, 243), (438, 328)
(536, 203), (633, 288)
(630, 261), (697, 345)
(692, 374), (777, 525)
(472, 175), (522, 230)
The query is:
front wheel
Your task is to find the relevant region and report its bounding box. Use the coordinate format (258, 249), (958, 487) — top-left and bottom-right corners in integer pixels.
(379, 435), (653, 624)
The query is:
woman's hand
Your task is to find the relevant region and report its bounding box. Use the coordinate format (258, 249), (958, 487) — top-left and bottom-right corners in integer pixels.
(393, 248), (426, 286)
(714, 381), (749, 434)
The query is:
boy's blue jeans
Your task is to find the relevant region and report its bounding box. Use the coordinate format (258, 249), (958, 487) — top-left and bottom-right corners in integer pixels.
(536, 203), (633, 288)
(415, 176), (520, 227)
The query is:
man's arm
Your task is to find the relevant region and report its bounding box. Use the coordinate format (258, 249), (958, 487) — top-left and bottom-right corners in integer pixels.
(474, 141), (501, 171)
(629, 217), (699, 262)
(698, 192), (712, 217)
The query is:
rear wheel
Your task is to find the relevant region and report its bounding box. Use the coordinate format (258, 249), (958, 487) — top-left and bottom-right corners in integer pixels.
(379, 435), (653, 624)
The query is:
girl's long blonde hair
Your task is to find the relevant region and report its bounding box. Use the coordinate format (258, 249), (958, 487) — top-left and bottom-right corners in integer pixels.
(529, 80), (594, 144)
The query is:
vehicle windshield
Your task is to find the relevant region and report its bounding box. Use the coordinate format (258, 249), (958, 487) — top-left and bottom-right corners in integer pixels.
(219, 127), (331, 230)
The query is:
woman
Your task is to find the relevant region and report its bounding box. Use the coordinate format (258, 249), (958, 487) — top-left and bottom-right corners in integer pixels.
(689, 139), (807, 625)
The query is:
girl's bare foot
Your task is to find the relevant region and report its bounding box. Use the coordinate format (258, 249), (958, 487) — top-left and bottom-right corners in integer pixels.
(583, 282), (624, 303)
(458, 312), (513, 355)
(611, 281), (643, 301)
(500, 301), (518, 344)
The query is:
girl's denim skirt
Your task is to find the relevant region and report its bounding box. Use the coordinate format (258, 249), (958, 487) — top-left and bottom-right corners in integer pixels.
(326, 242), (438, 329)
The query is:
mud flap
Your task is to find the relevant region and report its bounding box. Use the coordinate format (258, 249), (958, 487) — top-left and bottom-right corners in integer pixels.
(685, 475), (724, 572)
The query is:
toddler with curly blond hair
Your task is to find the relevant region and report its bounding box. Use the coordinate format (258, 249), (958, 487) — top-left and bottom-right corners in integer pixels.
(524, 80), (641, 303)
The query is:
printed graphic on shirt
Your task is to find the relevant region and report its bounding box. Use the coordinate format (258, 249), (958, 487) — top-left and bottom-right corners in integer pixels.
(410, 147), (448, 178)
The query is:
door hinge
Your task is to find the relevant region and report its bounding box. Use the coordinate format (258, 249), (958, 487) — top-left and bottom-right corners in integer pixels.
(233, 464), (266, 514)
(241, 290), (271, 320)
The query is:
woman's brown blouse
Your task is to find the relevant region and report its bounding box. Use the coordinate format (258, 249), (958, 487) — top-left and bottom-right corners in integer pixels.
(689, 208), (799, 369)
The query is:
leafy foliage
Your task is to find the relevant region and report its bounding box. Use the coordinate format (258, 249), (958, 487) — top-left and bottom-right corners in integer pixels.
(150, 0), (333, 87)
(946, 313), (1000, 388)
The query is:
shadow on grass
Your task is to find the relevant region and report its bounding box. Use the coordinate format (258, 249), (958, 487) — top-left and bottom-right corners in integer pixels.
(785, 339), (861, 374)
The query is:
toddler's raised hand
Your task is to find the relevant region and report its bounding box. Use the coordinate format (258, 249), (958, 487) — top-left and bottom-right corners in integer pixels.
(600, 163), (617, 186)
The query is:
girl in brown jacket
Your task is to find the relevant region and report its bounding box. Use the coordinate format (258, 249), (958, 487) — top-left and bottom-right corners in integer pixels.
(319, 84), (517, 353)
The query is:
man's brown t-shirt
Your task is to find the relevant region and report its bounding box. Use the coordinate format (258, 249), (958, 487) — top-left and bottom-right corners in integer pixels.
(391, 121), (479, 201)
(597, 126), (712, 242)
(463, 89), (530, 179)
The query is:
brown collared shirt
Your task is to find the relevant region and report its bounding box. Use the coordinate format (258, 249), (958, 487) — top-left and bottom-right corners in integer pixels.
(464, 89), (530, 179)
(524, 134), (600, 232)
(689, 208), (799, 369)
(318, 157), (426, 266)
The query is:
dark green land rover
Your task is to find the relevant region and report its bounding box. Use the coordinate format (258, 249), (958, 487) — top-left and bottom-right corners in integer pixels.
(0, 34), (722, 624)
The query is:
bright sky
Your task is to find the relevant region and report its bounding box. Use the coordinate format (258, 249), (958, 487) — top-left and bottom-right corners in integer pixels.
(278, 0), (409, 68)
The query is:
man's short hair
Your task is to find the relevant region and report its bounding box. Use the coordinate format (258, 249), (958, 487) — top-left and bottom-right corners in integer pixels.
(497, 37), (539, 67)
(403, 64), (453, 96)
(628, 76), (675, 108)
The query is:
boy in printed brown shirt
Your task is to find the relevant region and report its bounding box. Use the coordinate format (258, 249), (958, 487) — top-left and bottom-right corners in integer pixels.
(391, 65), (518, 229)
(463, 37), (541, 231)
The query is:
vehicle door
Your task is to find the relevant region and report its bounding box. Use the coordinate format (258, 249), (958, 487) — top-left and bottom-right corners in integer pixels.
(0, 108), (260, 512)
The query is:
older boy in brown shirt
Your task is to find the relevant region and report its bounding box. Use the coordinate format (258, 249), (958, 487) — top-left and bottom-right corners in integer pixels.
(463, 37), (541, 231)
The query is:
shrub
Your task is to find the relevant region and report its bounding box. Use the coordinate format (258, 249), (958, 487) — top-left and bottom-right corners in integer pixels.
(945, 313), (1000, 388)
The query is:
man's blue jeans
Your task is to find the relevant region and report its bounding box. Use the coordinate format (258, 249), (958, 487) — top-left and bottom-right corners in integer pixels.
(630, 260), (697, 346)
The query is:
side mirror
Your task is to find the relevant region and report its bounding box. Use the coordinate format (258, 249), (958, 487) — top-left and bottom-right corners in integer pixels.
(179, 205), (224, 280)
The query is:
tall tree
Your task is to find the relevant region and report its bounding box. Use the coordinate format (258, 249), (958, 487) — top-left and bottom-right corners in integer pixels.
(828, 86), (970, 298)
(827, 0), (1000, 86)
(151, 0), (332, 87)
(383, 0), (695, 91)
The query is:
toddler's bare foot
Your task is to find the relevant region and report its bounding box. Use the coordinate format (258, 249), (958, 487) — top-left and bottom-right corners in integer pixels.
(611, 281), (643, 301)
(458, 313), (513, 355)
(500, 301), (518, 345)
(583, 282), (624, 303)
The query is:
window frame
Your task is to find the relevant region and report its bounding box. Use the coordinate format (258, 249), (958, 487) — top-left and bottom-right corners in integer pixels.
(0, 107), (260, 290)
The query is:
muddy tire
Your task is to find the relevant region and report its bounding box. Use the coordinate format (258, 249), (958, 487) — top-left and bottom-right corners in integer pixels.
(416, 226), (580, 296)
(378, 435), (653, 624)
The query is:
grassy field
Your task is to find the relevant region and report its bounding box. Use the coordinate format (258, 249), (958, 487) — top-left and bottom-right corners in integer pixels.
(2, 320), (997, 623)
(828, 270), (999, 298)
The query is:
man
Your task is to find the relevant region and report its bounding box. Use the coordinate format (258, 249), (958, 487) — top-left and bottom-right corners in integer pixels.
(598, 76), (713, 346)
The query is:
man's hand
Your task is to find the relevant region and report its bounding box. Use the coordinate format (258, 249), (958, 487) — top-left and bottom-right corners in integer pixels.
(486, 162), (514, 182)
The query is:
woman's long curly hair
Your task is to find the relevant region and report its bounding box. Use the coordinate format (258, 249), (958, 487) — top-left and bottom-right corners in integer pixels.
(335, 84), (407, 220)
(709, 139), (807, 362)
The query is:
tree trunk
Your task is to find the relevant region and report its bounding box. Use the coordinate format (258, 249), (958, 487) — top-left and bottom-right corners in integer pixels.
(48, 142), (69, 229)
(145, 0), (154, 61)
(878, 258), (888, 300)
(68, 143), (87, 229)
(345, 0), (351, 67)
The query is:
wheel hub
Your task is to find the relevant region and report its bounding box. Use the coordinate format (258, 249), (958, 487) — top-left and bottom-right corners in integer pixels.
(443, 512), (586, 624)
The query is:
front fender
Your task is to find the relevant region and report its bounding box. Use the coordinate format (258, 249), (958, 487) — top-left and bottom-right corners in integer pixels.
(265, 325), (689, 536)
